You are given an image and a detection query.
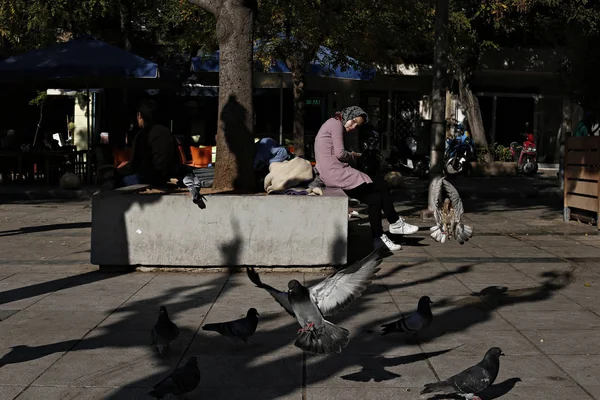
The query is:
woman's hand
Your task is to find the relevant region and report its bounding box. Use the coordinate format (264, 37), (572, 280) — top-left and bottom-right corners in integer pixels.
(117, 161), (129, 169)
(351, 152), (362, 159)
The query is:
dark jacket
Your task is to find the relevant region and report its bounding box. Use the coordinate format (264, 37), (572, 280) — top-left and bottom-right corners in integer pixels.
(119, 123), (178, 184)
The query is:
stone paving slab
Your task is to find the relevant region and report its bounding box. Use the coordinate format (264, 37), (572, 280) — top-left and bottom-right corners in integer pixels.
(0, 195), (599, 399)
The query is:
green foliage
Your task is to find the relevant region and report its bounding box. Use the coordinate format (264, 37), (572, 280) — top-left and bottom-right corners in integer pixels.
(28, 90), (48, 107)
(475, 143), (490, 163)
(492, 143), (513, 162)
(0, 0), (216, 69)
(476, 142), (513, 162)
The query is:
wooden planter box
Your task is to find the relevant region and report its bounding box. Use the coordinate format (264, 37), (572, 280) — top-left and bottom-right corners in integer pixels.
(563, 136), (600, 229)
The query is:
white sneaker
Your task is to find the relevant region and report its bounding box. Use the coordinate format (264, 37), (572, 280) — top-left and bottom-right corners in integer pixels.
(375, 234), (402, 251)
(389, 217), (419, 235)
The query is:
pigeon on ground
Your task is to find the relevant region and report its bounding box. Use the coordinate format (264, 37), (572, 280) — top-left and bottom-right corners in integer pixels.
(148, 356), (200, 399)
(151, 306), (179, 356)
(202, 308), (259, 343)
(182, 174), (207, 209)
(428, 176), (474, 244)
(421, 347), (504, 400)
(247, 247), (384, 355)
(380, 296), (433, 337)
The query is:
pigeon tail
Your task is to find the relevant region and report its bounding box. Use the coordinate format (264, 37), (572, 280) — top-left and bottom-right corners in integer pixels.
(420, 380), (455, 395)
(202, 322), (225, 334)
(456, 223), (474, 244)
(294, 320), (349, 355)
(147, 380), (174, 399)
(430, 226), (446, 243)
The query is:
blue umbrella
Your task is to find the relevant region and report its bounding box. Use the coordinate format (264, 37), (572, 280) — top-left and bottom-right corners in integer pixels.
(192, 45), (375, 81)
(0, 36), (159, 81)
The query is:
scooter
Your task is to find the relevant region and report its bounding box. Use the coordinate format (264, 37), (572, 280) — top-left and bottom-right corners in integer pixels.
(445, 125), (475, 175)
(510, 133), (538, 175)
(387, 134), (430, 179)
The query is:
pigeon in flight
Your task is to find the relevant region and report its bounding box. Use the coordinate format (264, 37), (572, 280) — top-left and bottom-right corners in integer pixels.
(421, 347), (504, 400)
(151, 306), (179, 356)
(428, 176), (474, 244)
(380, 296), (433, 337)
(247, 247), (384, 354)
(148, 356), (200, 399)
(202, 308), (259, 343)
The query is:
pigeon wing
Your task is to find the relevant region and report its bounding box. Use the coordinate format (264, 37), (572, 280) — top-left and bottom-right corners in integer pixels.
(246, 267), (295, 316)
(309, 247), (383, 317)
(171, 363), (201, 394)
(224, 317), (253, 339)
(400, 311), (425, 332)
(428, 176), (445, 229)
(447, 364), (491, 395)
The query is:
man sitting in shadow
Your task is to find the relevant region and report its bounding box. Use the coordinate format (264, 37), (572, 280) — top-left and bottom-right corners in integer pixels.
(114, 99), (178, 187)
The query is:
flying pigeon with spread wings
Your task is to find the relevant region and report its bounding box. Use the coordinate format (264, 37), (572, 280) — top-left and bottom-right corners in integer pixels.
(247, 247), (385, 355)
(428, 176), (474, 244)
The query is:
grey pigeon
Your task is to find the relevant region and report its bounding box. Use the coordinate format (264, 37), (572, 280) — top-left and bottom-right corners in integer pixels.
(202, 308), (259, 343)
(247, 247), (384, 354)
(381, 296), (433, 337)
(182, 174), (207, 209)
(288, 279), (350, 354)
(429, 176), (474, 244)
(151, 306), (179, 356)
(421, 347), (504, 400)
(148, 356), (200, 399)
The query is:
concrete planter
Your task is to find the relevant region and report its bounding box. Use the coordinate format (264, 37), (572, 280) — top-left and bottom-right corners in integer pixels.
(471, 161), (518, 177)
(91, 187), (348, 267)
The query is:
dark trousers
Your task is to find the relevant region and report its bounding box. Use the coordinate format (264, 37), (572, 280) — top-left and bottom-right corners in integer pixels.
(344, 179), (399, 238)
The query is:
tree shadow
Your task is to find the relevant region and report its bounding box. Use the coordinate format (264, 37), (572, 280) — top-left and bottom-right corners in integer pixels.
(0, 222), (91, 237)
(219, 217), (243, 274)
(419, 270), (572, 342)
(0, 218), (577, 400)
(339, 348), (457, 383)
(0, 271), (130, 306)
(218, 94), (256, 193)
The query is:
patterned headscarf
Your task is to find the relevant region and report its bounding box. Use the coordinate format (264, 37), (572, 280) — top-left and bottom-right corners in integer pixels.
(339, 106), (369, 125)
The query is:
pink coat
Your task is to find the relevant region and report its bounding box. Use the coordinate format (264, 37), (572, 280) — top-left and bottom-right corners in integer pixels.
(314, 118), (372, 190)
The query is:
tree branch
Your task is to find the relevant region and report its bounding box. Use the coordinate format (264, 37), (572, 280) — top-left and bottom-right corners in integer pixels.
(187, 0), (222, 15)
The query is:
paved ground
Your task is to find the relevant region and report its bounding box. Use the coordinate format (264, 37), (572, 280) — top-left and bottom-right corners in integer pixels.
(0, 183), (599, 399)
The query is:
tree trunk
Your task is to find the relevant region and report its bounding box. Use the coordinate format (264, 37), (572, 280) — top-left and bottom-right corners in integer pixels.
(189, 0), (256, 192)
(458, 74), (492, 162)
(429, 0), (449, 177)
(291, 68), (306, 157)
(118, 0), (133, 51)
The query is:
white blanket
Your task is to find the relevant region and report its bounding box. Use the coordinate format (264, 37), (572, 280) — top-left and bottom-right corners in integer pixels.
(264, 157), (314, 193)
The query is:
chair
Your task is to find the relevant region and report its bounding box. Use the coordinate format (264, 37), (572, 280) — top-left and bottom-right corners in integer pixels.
(95, 147), (115, 185)
(113, 148), (132, 167)
(190, 146), (212, 168)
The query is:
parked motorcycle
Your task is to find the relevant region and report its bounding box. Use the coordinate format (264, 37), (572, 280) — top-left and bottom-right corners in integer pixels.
(387, 134), (430, 179)
(445, 125), (475, 175)
(510, 133), (538, 175)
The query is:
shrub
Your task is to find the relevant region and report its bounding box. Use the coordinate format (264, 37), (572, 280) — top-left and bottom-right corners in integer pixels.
(475, 144), (491, 163)
(493, 143), (513, 162)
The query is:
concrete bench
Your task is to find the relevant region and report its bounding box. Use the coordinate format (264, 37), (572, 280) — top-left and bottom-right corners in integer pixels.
(90, 185), (348, 267)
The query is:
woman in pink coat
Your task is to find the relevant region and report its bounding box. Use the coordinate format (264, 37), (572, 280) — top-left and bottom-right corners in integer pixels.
(314, 106), (419, 251)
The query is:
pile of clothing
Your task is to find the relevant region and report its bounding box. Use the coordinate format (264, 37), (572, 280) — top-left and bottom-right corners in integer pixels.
(264, 157), (324, 196)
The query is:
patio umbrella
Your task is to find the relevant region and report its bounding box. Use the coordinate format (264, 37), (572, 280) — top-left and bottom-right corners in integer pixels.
(0, 36), (162, 182)
(0, 36), (159, 85)
(191, 45), (376, 144)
